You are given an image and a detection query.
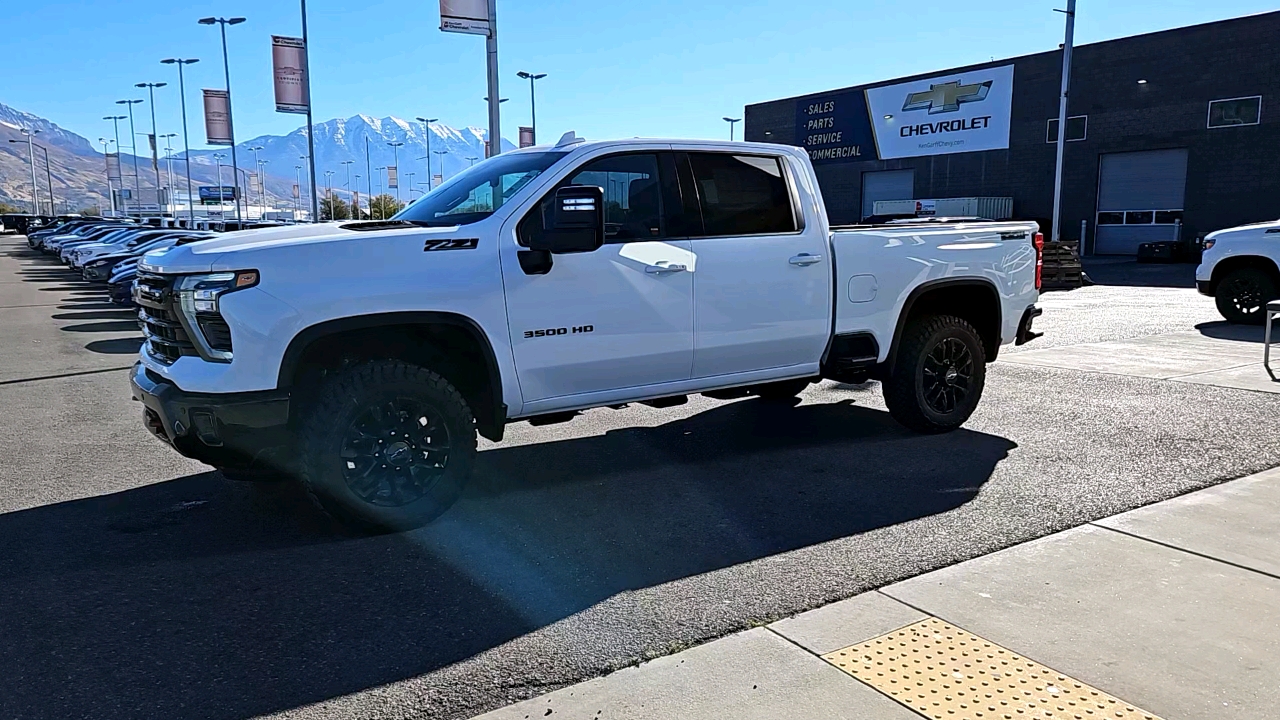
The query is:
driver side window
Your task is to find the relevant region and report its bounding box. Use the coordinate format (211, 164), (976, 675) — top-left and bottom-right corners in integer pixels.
(519, 153), (664, 246)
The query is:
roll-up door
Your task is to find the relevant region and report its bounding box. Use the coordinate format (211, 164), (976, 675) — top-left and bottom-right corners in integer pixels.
(861, 169), (915, 221)
(1094, 149), (1188, 255)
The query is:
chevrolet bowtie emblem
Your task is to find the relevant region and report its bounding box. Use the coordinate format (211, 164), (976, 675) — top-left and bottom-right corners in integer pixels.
(902, 80), (993, 114)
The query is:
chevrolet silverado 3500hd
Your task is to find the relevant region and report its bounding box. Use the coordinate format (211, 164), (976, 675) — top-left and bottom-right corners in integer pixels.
(131, 135), (1044, 531)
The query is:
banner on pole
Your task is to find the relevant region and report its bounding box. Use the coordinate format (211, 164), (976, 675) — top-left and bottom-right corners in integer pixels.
(292, 184), (300, 199)
(248, 172), (262, 195)
(352, 191), (360, 215)
(272, 36), (310, 114)
(519, 127), (535, 148)
(387, 166), (398, 188)
(433, 174), (443, 187)
(105, 153), (122, 183)
(440, 0), (490, 35)
(202, 89), (234, 145)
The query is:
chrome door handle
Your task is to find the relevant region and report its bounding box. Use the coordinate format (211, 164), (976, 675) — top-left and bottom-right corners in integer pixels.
(789, 253), (823, 266)
(645, 263), (687, 274)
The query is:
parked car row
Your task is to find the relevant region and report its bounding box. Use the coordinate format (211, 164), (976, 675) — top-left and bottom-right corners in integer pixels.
(25, 218), (216, 307)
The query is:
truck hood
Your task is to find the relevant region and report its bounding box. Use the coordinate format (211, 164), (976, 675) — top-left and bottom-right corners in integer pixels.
(138, 222), (458, 274)
(1205, 218), (1280, 243)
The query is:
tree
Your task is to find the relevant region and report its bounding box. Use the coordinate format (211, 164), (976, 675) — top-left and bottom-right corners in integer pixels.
(368, 194), (405, 220)
(0, 201), (22, 214)
(320, 195), (350, 221)
(77, 206), (101, 217)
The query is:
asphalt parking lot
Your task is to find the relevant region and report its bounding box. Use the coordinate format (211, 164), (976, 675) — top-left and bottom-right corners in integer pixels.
(2, 235), (1278, 720)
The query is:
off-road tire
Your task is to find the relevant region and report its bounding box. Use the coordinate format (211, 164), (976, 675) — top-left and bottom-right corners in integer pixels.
(299, 360), (477, 533)
(753, 378), (812, 402)
(1215, 267), (1276, 325)
(883, 315), (987, 433)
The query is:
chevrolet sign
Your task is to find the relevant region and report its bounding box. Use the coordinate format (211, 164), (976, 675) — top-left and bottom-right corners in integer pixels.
(867, 65), (1015, 159)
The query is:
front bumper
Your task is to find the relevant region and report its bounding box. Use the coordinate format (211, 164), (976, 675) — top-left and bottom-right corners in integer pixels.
(1196, 280), (1213, 296)
(83, 261), (117, 281)
(130, 362), (294, 471)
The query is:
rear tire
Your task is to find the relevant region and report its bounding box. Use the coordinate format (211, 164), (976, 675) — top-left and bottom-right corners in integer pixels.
(298, 360), (477, 533)
(883, 315), (987, 433)
(1215, 267), (1276, 325)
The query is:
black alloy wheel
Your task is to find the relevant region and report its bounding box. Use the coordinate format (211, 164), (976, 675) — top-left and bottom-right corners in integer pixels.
(339, 399), (452, 507)
(921, 337), (974, 415)
(1215, 268), (1276, 325)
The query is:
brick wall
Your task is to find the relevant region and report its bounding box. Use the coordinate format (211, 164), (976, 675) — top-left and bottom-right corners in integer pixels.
(745, 12), (1280, 249)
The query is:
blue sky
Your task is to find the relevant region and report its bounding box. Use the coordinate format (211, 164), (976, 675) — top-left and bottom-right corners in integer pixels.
(5, 0), (1276, 153)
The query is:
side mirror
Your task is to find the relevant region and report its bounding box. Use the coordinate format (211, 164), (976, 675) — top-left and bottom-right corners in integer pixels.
(528, 185), (605, 254)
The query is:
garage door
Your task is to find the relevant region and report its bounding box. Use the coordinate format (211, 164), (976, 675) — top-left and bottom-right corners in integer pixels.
(861, 169), (915, 220)
(1094, 149), (1188, 255)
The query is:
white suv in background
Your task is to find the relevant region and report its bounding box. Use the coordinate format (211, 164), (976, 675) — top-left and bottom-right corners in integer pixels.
(1197, 219), (1280, 324)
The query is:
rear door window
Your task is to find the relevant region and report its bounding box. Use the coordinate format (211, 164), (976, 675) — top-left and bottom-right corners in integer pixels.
(686, 153), (796, 237)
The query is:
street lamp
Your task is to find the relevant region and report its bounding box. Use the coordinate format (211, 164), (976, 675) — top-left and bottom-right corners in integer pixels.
(415, 116), (438, 189)
(248, 145), (265, 217)
(482, 98), (508, 157)
(465, 156), (479, 167)
(406, 171), (416, 198)
(340, 159), (355, 198)
(387, 141), (404, 204)
(723, 116), (741, 141)
(135, 82), (167, 194)
(294, 164), (304, 220)
(160, 133), (178, 216)
(515, 71), (547, 144)
(10, 129), (40, 214)
(353, 174), (362, 218)
(432, 149), (448, 183)
(198, 15), (246, 221)
(161, 57), (199, 224)
(116, 99), (144, 202)
(323, 170), (335, 218)
(33, 144), (55, 216)
(213, 152), (227, 213)
(99, 137), (117, 216)
(258, 159), (270, 215)
(298, 155), (310, 221)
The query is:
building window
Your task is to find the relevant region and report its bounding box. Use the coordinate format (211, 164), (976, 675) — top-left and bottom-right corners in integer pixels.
(1207, 96), (1261, 128)
(1046, 115), (1088, 143)
(1097, 209), (1183, 226)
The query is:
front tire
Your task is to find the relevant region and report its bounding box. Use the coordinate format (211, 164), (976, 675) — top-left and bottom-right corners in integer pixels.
(299, 360), (477, 533)
(883, 315), (987, 433)
(1215, 268), (1277, 325)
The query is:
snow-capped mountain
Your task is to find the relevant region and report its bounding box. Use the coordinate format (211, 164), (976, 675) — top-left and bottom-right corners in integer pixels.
(184, 115), (515, 198)
(0, 103), (98, 156)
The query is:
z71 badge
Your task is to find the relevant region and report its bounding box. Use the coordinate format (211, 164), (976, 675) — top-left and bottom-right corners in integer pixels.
(423, 238), (479, 252)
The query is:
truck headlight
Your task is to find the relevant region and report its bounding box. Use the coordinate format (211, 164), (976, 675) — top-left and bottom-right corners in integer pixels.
(175, 271), (259, 360)
(1202, 238), (1216, 250)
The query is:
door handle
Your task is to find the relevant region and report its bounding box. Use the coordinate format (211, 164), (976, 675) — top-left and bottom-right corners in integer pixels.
(789, 253), (823, 266)
(645, 263), (687, 275)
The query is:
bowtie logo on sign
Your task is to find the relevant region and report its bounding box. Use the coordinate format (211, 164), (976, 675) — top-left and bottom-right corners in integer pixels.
(902, 80), (993, 114)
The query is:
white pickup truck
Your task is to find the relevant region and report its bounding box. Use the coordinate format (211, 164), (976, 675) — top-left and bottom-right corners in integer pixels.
(1196, 219), (1280, 324)
(131, 135), (1043, 531)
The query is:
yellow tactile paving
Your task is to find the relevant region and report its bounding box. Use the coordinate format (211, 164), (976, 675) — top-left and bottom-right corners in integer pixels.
(821, 618), (1163, 720)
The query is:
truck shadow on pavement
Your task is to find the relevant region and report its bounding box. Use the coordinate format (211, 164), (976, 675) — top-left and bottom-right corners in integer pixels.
(0, 398), (1013, 720)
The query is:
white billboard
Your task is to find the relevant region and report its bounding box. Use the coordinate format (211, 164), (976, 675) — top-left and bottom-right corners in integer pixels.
(272, 36), (310, 114)
(202, 89), (233, 145)
(867, 65), (1014, 160)
(440, 0), (490, 35)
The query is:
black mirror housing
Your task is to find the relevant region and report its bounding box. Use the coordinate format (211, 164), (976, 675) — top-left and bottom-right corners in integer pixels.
(528, 185), (605, 254)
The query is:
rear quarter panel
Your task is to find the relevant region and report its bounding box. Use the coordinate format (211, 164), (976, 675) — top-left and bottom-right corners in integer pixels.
(831, 221), (1040, 360)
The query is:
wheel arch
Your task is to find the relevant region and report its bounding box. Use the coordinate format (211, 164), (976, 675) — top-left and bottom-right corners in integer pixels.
(1209, 254), (1280, 292)
(886, 278), (1003, 370)
(278, 312), (507, 441)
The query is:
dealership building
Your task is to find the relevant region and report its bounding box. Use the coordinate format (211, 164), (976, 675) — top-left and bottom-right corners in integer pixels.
(744, 11), (1280, 254)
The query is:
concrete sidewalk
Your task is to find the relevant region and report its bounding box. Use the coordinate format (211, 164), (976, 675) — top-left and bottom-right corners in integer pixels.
(473, 467), (1280, 720)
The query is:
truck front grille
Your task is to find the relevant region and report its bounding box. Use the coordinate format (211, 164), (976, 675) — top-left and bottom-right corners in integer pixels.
(135, 271), (198, 365)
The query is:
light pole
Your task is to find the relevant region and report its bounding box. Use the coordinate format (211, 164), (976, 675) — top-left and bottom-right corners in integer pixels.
(415, 116), (437, 189)
(198, 16), (246, 221)
(298, 0), (320, 224)
(387, 141), (404, 204)
(103, 116), (125, 213)
(12, 129), (40, 214)
(135, 82), (167, 195)
(324, 170), (335, 218)
(160, 133), (177, 215)
(117, 99), (144, 202)
(375, 166), (385, 212)
(516, 71), (546, 144)
(99, 137), (117, 216)
(213, 152), (226, 215)
(353, 174), (361, 218)
(161, 57), (199, 224)
(341, 159), (354, 200)
(34, 144), (55, 216)
(258, 159), (270, 216)
(406, 171), (416, 198)
(465, 156), (479, 167)
(297, 155), (311, 221)
(1051, 0), (1077, 246)
(432, 150), (447, 183)
(294, 164), (303, 220)
(482, 97), (508, 157)
(723, 116), (741, 141)
(248, 145), (265, 217)
(364, 136), (373, 217)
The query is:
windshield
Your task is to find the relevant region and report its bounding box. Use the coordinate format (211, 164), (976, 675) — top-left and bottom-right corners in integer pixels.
(393, 151), (567, 226)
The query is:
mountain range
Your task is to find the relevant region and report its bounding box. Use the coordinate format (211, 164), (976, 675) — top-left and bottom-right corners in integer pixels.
(0, 101), (512, 213)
